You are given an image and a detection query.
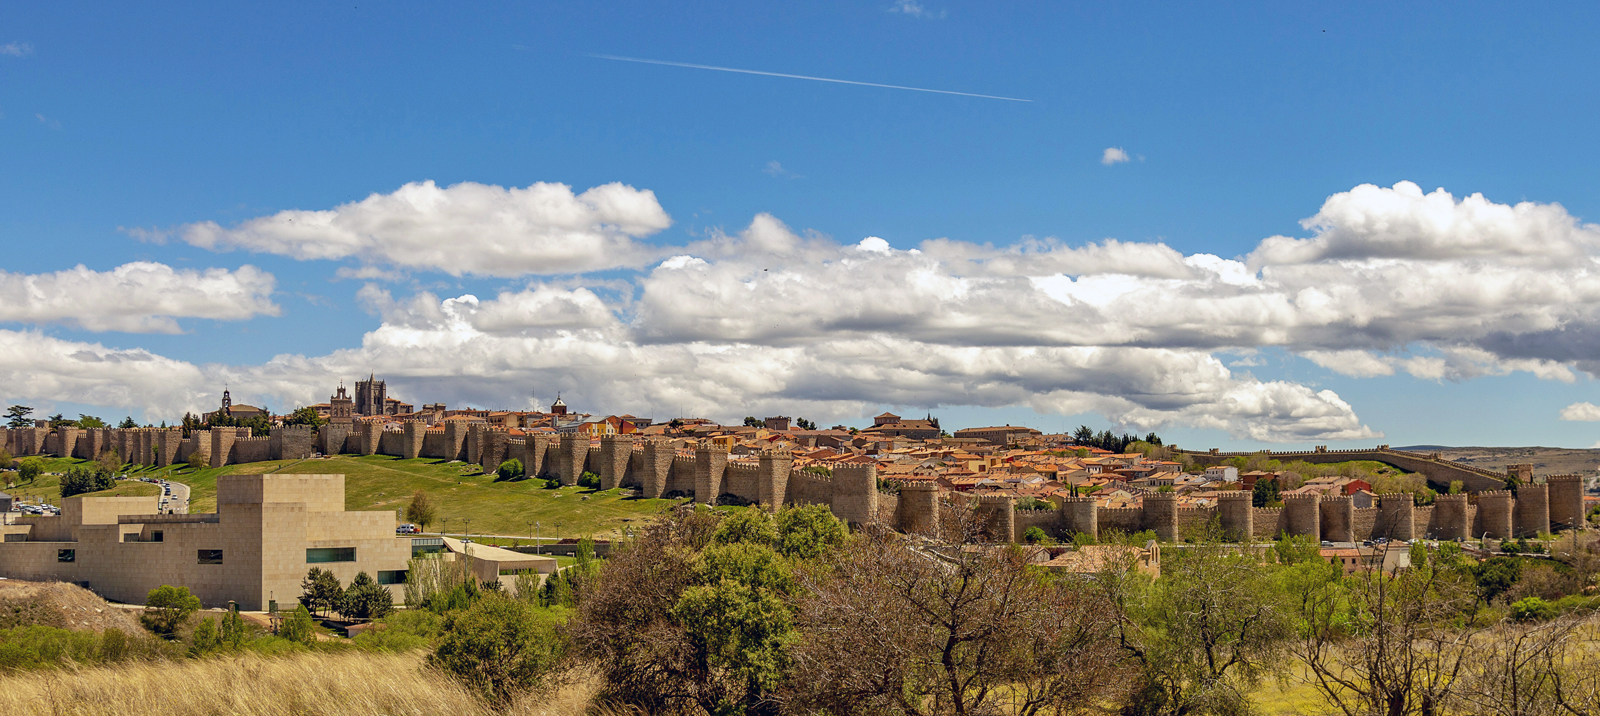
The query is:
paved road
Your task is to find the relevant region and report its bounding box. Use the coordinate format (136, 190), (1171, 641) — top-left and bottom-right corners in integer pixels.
(157, 478), (190, 514)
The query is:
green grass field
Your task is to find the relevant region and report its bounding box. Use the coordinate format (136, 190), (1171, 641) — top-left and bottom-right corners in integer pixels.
(5, 454), (679, 540)
(186, 454), (681, 540)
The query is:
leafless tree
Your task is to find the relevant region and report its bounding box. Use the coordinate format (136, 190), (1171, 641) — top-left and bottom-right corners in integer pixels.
(785, 506), (1130, 716)
(1450, 617), (1591, 716)
(568, 505), (725, 714)
(1296, 551), (1481, 716)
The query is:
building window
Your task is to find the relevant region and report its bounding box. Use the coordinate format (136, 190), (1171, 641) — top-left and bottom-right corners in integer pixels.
(411, 537), (445, 557)
(58, 549), (75, 563)
(152, 530), (164, 542)
(3, 534), (23, 543)
(306, 547), (356, 563)
(198, 549), (224, 565)
(377, 570), (407, 585)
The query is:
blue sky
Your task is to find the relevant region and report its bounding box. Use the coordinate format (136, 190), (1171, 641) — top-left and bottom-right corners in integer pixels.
(4, 2), (1600, 449)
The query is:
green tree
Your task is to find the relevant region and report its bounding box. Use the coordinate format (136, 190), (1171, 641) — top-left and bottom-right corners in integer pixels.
(186, 449), (207, 471)
(1023, 525), (1053, 544)
(299, 567), (344, 617)
(578, 470), (602, 489)
(4, 405), (33, 428)
(189, 617), (222, 656)
(714, 506), (778, 547)
(340, 571), (395, 620)
(430, 594), (567, 707)
(220, 607), (249, 647)
(17, 458), (42, 483)
(76, 414), (107, 429)
(1472, 557), (1524, 606)
(95, 449), (122, 477)
(1252, 475), (1280, 507)
(47, 413), (68, 427)
(140, 585), (201, 637)
(496, 458), (523, 481)
(60, 467), (94, 498)
(405, 490), (437, 532)
(1111, 536), (1292, 715)
(795, 417), (816, 430)
(278, 604), (316, 645)
(118, 416), (139, 429)
(283, 406), (327, 428)
(774, 504), (848, 560)
(743, 416), (762, 427)
(0, 448), (12, 470)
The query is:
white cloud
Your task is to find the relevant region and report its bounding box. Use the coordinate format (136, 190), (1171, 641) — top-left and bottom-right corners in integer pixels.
(53, 179), (1600, 441)
(1561, 402), (1600, 422)
(0, 262), (278, 333)
(1300, 350), (1395, 378)
(889, 0), (945, 19)
(334, 265), (405, 281)
(0, 43), (31, 57)
(171, 180), (672, 277)
(35, 113), (60, 130)
(763, 161), (800, 178)
(1249, 181), (1600, 266)
(1101, 147), (1130, 165)
(0, 330), (207, 417)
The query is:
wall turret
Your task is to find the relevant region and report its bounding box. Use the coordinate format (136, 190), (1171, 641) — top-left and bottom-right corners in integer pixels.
(1376, 494), (1416, 542)
(1517, 481), (1550, 537)
(1217, 491), (1254, 542)
(898, 480), (940, 536)
(756, 449), (792, 509)
(1431, 494), (1470, 541)
(1060, 495), (1098, 540)
(974, 494), (1016, 543)
(1144, 492), (1179, 542)
(1476, 490), (1515, 539)
(830, 463), (878, 528)
(599, 435), (635, 490)
(1282, 494), (1322, 540)
(1547, 475), (1585, 532)
(1319, 495), (1354, 543)
(694, 445), (728, 504)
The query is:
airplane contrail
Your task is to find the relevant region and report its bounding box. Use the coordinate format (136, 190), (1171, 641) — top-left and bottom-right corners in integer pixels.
(588, 53), (1032, 103)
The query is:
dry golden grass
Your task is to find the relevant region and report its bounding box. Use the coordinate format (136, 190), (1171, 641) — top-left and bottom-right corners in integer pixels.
(0, 650), (608, 716)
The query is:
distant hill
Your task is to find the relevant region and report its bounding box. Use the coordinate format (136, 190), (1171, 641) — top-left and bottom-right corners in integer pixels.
(1396, 445), (1600, 478)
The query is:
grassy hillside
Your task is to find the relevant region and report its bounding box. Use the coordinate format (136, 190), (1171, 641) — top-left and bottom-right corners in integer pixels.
(6, 454), (676, 539)
(164, 454), (680, 540)
(79, 482), (162, 498)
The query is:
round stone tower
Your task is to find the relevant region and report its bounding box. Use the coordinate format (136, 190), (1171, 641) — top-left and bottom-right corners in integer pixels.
(1476, 490), (1515, 539)
(974, 494), (1017, 543)
(897, 480), (941, 536)
(1377, 493), (1416, 542)
(1217, 491), (1254, 543)
(1432, 494), (1469, 541)
(1547, 474), (1585, 532)
(1061, 495), (1098, 541)
(1320, 496), (1354, 543)
(1517, 481), (1550, 537)
(1283, 494), (1322, 540)
(1143, 492), (1179, 542)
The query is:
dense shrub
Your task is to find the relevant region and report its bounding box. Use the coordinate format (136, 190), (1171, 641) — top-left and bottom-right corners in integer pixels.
(0, 626), (174, 671)
(430, 594), (566, 706)
(140, 585), (201, 637)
